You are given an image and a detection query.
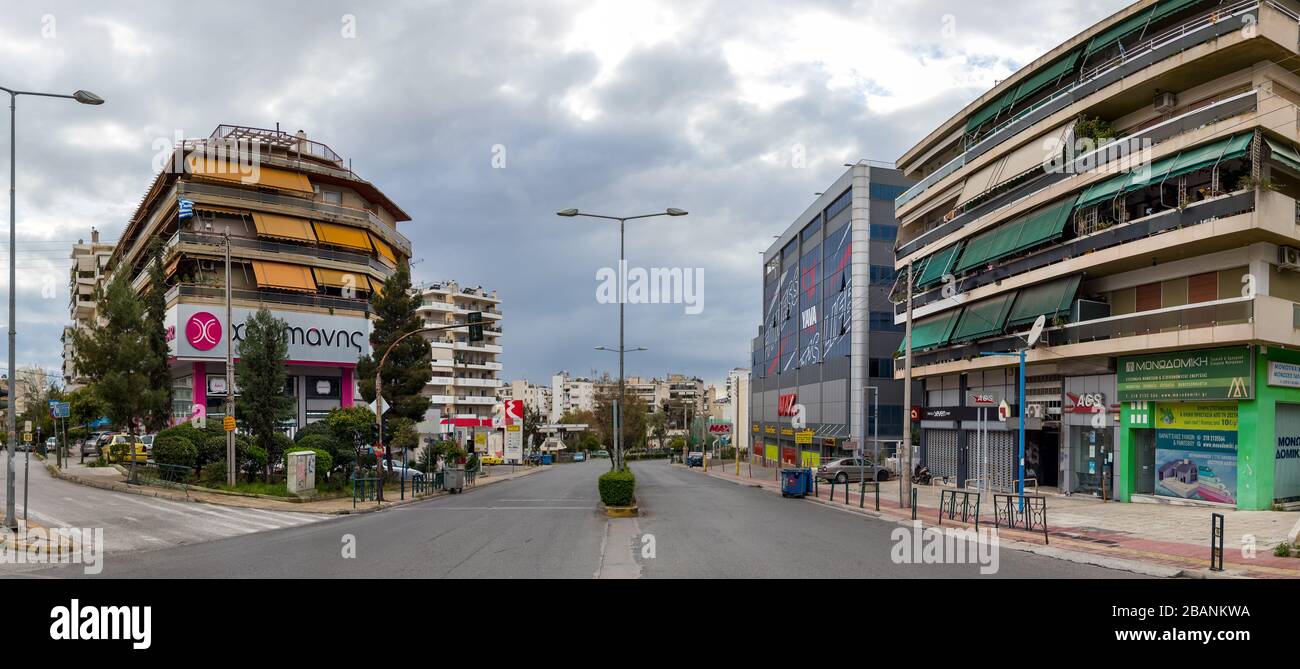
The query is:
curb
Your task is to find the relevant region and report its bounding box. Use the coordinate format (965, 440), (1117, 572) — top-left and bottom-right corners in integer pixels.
(49, 461), (549, 515)
(689, 466), (1197, 579)
(601, 502), (640, 517)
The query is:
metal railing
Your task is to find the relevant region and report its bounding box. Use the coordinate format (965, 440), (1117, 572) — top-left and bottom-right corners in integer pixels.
(170, 230), (393, 275)
(992, 494), (1049, 544)
(173, 284), (371, 313)
(135, 463), (196, 493)
(352, 477), (380, 508)
(938, 489), (982, 528)
(1051, 296), (1253, 345)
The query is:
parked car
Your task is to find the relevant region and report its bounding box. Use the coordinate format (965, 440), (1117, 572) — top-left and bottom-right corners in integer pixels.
(138, 434), (155, 454)
(86, 432), (114, 457)
(104, 434), (148, 464)
(573, 452), (587, 462)
(815, 457), (890, 483)
(595, 449), (609, 459)
(480, 455), (503, 466)
(686, 451), (704, 467)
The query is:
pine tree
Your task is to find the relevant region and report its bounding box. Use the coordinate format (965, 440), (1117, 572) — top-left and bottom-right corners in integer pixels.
(141, 239), (173, 432)
(69, 271), (170, 481)
(356, 265), (433, 478)
(234, 308), (295, 480)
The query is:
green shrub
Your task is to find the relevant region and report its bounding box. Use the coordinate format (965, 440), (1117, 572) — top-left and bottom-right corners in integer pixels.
(241, 444), (268, 480)
(1275, 542), (1293, 558)
(284, 448), (333, 477)
(200, 459), (226, 486)
(153, 434), (198, 468)
(598, 469), (636, 506)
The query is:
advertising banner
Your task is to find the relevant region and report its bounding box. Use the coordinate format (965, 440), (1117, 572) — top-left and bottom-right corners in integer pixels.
(764, 443), (778, 463)
(1154, 402), (1238, 504)
(167, 304), (370, 364)
(1154, 403), (1238, 431)
(504, 425), (523, 463)
(1117, 346), (1252, 401)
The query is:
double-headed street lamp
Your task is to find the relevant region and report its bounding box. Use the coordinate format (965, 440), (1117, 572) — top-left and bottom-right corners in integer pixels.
(557, 207), (687, 471)
(1, 86), (103, 530)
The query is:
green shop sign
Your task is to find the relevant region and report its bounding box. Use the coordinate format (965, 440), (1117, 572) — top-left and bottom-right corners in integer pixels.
(1117, 346), (1253, 401)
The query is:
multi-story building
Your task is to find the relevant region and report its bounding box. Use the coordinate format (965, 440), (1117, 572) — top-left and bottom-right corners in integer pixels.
(751, 163), (914, 469)
(551, 371), (596, 422)
(415, 280), (503, 427)
(104, 124), (412, 430)
(725, 367), (750, 456)
(62, 228), (114, 390)
(503, 379), (551, 416)
(894, 0), (1300, 509)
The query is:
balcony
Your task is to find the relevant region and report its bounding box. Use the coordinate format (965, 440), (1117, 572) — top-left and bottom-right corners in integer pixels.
(896, 0), (1271, 214)
(166, 230), (393, 276)
(168, 284), (370, 314)
(455, 396), (497, 405)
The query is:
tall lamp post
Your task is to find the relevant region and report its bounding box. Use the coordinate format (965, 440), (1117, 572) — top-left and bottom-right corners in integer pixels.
(595, 345), (645, 469)
(978, 314), (1045, 511)
(557, 207), (688, 471)
(1, 86), (102, 530)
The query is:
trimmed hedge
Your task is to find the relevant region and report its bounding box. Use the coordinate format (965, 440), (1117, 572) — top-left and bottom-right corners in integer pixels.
(598, 469), (636, 507)
(153, 434), (198, 468)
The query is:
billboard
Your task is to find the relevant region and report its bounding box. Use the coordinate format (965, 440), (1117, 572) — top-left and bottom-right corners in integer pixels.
(167, 304), (370, 364)
(1153, 402), (1238, 505)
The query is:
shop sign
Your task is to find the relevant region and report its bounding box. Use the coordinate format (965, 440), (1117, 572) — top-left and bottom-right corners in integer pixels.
(1154, 403), (1238, 432)
(1064, 392), (1106, 414)
(795, 430), (814, 444)
(1153, 402), (1239, 505)
(764, 425), (776, 435)
(1268, 361), (1300, 388)
(1117, 346), (1253, 401)
(168, 304), (370, 364)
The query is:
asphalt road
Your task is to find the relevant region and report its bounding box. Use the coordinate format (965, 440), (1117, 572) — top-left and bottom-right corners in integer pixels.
(18, 459), (1142, 578)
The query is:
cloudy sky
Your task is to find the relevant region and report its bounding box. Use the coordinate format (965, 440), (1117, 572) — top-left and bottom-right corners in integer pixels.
(0, 0), (1129, 389)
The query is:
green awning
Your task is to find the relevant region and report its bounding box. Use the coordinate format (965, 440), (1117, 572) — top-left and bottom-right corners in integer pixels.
(1076, 170), (1131, 209)
(1151, 0), (1204, 22)
(1165, 132), (1251, 179)
(1085, 6), (1155, 57)
(1006, 274), (1082, 327)
(1268, 137), (1300, 173)
(980, 217), (1028, 263)
(965, 87), (1018, 134)
(1007, 197), (1077, 254)
(950, 293), (1017, 343)
(916, 242), (963, 287)
(1012, 49), (1082, 105)
(952, 226), (1002, 274)
(1123, 152), (1178, 191)
(900, 309), (962, 353)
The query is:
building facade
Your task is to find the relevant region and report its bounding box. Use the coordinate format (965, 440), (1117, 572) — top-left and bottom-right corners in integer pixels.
(62, 228), (115, 391)
(894, 0), (1300, 509)
(751, 163), (914, 470)
(551, 371), (596, 422)
(415, 280), (503, 427)
(503, 379), (552, 416)
(106, 124), (412, 431)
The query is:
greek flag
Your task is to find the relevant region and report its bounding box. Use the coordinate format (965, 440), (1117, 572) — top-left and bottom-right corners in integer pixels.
(178, 198), (194, 220)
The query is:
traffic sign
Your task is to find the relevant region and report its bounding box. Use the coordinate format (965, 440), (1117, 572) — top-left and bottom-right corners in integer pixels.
(22, 432), (31, 444)
(50, 402), (70, 419)
(223, 415), (236, 432)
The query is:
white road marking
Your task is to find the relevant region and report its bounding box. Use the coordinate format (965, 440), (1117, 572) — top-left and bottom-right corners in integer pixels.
(114, 496), (257, 534)
(139, 496), (285, 530)
(425, 506), (595, 510)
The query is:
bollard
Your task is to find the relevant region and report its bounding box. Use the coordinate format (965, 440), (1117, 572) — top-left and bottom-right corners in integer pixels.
(910, 487), (918, 521)
(875, 477), (880, 511)
(1210, 513), (1225, 572)
(859, 480), (865, 508)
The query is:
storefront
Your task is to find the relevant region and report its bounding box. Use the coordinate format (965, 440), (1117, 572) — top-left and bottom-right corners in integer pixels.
(1118, 345), (1300, 510)
(1060, 375), (1120, 498)
(166, 304), (369, 431)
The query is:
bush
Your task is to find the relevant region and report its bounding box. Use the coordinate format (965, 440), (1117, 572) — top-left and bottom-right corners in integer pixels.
(598, 469), (636, 506)
(1275, 542), (1293, 558)
(200, 459), (226, 486)
(284, 448), (333, 477)
(241, 444), (268, 479)
(153, 434), (198, 468)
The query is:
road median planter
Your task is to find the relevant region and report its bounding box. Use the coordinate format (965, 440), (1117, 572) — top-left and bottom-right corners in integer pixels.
(598, 468), (637, 516)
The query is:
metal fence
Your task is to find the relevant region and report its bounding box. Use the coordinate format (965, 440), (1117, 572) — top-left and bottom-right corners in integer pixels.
(992, 494), (1049, 544)
(352, 477), (380, 508)
(135, 463), (196, 493)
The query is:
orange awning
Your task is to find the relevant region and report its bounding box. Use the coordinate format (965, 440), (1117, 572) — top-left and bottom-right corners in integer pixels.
(252, 212), (317, 242)
(366, 275), (385, 297)
(313, 267), (366, 291)
(369, 234), (397, 266)
(313, 221), (373, 251)
(186, 155), (314, 194)
(193, 204), (248, 216)
(251, 260), (317, 292)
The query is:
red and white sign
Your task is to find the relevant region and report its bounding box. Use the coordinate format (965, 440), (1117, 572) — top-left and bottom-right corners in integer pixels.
(186, 311), (222, 351)
(777, 393), (798, 417)
(969, 393), (998, 406)
(1064, 392), (1107, 414)
(504, 399), (524, 426)
(708, 423), (732, 434)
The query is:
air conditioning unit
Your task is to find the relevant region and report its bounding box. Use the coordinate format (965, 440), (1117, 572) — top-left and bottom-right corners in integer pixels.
(1153, 91), (1177, 113)
(1281, 245), (1300, 270)
(198, 259), (217, 273)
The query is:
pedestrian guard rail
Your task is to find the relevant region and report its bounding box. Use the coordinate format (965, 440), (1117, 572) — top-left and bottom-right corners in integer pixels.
(938, 489), (982, 528)
(135, 463), (195, 493)
(352, 476), (379, 508)
(992, 493), (1049, 544)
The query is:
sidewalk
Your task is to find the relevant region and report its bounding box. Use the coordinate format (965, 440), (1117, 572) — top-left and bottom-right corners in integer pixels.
(50, 460), (550, 515)
(688, 461), (1300, 579)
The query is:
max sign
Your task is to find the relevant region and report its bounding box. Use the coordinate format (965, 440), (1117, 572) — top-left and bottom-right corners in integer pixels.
(167, 305), (370, 364)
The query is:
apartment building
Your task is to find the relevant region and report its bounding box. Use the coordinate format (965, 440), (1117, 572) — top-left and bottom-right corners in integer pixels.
(62, 228), (114, 390)
(415, 280), (503, 426)
(104, 124), (412, 430)
(751, 163), (914, 470)
(503, 379), (551, 416)
(726, 367), (750, 457)
(894, 0), (1300, 509)
(550, 371), (596, 422)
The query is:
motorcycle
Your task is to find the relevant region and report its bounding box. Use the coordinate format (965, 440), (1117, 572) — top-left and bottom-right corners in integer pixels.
(911, 464), (932, 485)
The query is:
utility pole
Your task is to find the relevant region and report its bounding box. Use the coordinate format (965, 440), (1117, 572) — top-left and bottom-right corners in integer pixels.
(901, 261), (913, 507)
(225, 226), (235, 487)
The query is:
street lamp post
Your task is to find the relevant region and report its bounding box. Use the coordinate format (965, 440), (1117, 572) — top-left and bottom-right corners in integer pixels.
(0, 86), (102, 529)
(557, 207), (688, 471)
(595, 345), (645, 469)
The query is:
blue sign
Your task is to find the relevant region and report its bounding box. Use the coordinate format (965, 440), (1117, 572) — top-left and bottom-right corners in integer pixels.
(49, 402), (70, 419)
(178, 198), (194, 220)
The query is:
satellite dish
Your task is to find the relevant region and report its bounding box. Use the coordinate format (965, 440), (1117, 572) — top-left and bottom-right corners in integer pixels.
(1026, 314), (1046, 348)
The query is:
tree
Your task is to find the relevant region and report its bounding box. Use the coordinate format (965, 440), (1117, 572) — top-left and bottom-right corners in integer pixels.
(323, 406), (377, 476)
(234, 308), (295, 481)
(593, 379), (648, 466)
(648, 411), (668, 450)
(70, 271), (170, 481)
(140, 238), (173, 433)
(355, 265), (432, 479)
(522, 403), (545, 454)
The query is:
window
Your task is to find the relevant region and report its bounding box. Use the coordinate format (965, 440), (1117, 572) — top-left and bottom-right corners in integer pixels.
(870, 224), (897, 241)
(868, 358), (894, 378)
(306, 376), (341, 399)
(171, 376), (193, 423)
(869, 311), (902, 331)
(824, 189), (852, 221)
(869, 183), (909, 202)
(870, 265), (897, 284)
(318, 188), (342, 205)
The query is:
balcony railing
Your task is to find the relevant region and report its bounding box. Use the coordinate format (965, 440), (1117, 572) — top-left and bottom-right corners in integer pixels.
(168, 230), (393, 275)
(170, 284), (370, 313)
(895, 0), (1265, 212)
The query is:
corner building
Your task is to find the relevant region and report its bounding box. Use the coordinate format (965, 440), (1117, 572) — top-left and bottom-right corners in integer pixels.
(894, 0), (1300, 509)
